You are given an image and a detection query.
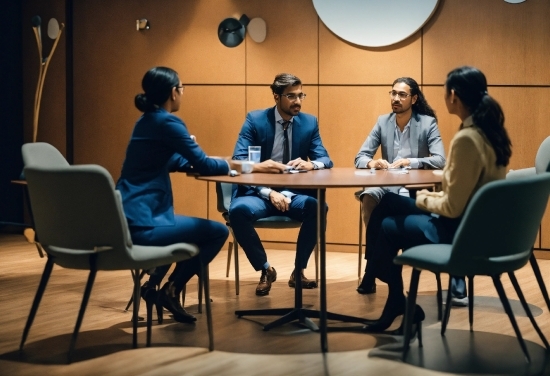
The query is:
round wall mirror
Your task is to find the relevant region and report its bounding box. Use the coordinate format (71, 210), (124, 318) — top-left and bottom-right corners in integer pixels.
(313, 0), (440, 47)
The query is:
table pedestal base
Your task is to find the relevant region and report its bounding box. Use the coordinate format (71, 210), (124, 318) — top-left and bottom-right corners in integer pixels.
(235, 307), (366, 331)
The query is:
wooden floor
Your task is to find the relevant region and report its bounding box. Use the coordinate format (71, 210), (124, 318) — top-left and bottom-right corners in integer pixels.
(1, 233), (550, 375)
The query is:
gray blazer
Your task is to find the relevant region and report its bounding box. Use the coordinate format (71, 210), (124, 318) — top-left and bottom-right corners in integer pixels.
(354, 112), (445, 169)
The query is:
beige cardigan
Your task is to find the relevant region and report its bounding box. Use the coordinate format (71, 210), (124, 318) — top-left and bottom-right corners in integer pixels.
(416, 116), (506, 218)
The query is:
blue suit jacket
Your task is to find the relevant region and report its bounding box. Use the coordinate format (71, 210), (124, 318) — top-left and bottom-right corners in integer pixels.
(232, 107), (333, 197)
(116, 108), (229, 227)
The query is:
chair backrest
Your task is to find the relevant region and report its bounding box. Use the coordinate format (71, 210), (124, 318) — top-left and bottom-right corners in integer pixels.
(216, 182), (233, 213)
(535, 135), (550, 174)
(448, 173), (550, 276)
(24, 164), (133, 267)
(22, 142), (70, 168)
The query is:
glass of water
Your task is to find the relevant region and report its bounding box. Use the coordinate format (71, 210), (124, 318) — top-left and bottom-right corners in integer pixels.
(248, 146), (261, 163)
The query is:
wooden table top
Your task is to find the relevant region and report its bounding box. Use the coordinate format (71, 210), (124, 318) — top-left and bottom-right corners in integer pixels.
(195, 167), (442, 189)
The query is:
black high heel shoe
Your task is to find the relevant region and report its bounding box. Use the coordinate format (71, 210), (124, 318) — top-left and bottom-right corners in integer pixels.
(356, 273), (376, 295)
(159, 282), (197, 323)
(361, 299), (406, 332)
(141, 282), (163, 324)
(389, 305), (425, 347)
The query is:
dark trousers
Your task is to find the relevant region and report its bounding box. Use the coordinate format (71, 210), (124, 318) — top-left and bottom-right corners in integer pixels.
(366, 193), (464, 303)
(130, 215), (228, 292)
(228, 193), (325, 271)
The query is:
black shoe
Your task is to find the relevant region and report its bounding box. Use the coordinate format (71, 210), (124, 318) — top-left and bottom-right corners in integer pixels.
(389, 305), (425, 347)
(159, 282), (197, 323)
(357, 273), (376, 295)
(361, 297), (406, 333)
(141, 282), (163, 324)
(357, 282), (376, 295)
(288, 271), (318, 289)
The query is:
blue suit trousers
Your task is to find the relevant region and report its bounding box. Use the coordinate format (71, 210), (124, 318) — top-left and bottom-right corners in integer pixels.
(130, 215), (228, 292)
(228, 193), (324, 271)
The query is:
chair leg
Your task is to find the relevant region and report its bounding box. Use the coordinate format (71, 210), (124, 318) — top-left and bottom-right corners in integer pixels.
(529, 253), (550, 312)
(358, 200), (363, 281)
(441, 277), (453, 336)
(132, 269), (142, 348)
(68, 254), (98, 363)
(508, 272), (549, 349)
(226, 241), (233, 278)
(198, 272), (203, 314)
(125, 269), (147, 312)
(403, 268), (422, 360)
(20, 257), (54, 351)
(435, 272), (442, 321)
(492, 274), (531, 363)
(227, 228), (240, 296)
(314, 243), (319, 284)
(468, 276), (474, 332)
(234, 241), (240, 296)
(202, 262), (214, 351)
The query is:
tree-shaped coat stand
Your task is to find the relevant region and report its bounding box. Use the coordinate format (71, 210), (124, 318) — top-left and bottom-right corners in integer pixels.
(23, 16), (65, 257)
(31, 15), (65, 142)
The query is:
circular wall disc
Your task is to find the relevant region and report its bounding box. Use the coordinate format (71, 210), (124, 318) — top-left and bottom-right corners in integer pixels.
(313, 0), (440, 47)
(248, 17), (267, 43)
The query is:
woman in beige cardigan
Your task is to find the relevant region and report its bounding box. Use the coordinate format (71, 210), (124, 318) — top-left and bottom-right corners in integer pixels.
(362, 66), (512, 335)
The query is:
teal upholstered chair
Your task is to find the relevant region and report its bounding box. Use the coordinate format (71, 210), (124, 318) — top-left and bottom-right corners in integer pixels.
(507, 135), (550, 312)
(216, 182), (318, 295)
(395, 173), (550, 362)
(20, 152), (208, 362)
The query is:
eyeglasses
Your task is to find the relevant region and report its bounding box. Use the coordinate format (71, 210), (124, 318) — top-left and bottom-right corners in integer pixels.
(280, 93), (306, 101)
(389, 90), (411, 100)
(175, 85), (185, 92)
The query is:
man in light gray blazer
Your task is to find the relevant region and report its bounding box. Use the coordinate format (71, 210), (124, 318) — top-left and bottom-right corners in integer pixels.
(355, 77), (446, 295)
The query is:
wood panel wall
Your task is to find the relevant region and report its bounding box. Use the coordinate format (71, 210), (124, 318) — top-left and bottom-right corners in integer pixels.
(23, 0), (550, 251)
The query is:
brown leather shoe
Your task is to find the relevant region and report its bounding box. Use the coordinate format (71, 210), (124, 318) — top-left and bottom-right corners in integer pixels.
(288, 271), (318, 289)
(256, 267), (277, 296)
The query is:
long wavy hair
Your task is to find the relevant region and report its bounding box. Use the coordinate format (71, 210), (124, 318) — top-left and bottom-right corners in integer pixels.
(445, 66), (512, 167)
(393, 77), (437, 121)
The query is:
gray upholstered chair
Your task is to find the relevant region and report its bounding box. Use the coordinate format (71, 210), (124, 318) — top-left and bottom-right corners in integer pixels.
(507, 135), (550, 312)
(20, 142), (69, 258)
(507, 135), (550, 179)
(20, 151), (209, 362)
(216, 182), (318, 295)
(395, 173), (550, 362)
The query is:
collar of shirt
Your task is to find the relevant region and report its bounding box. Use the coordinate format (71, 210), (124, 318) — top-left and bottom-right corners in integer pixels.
(275, 106), (293, 128)
(461, 115), (475, 129)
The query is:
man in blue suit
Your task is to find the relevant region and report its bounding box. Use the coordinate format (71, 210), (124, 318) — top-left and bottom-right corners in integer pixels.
(229, 73), (333, 296)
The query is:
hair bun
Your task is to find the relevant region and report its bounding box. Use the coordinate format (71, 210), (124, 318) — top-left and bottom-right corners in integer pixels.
(134, 93), (153, 112)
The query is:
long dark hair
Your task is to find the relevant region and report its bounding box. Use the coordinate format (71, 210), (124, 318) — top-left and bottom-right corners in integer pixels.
(393, 77), (437, 121)
(134, 67), (180, 112)
(445, 66), (512, 167)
